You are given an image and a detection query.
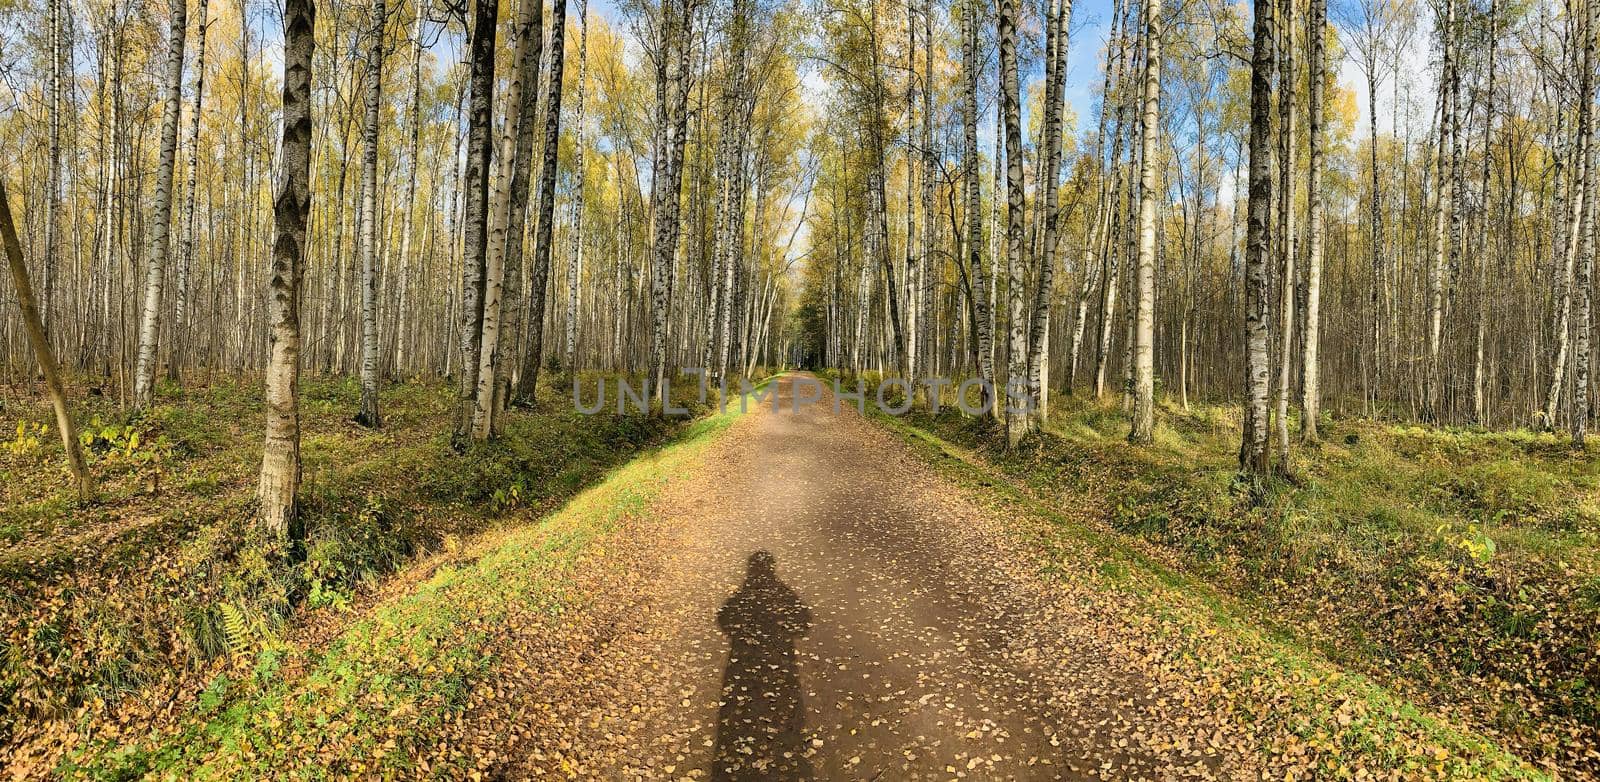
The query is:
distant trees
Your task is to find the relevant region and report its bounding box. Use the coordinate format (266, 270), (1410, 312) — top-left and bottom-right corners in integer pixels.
(8, 0), (1600, 514)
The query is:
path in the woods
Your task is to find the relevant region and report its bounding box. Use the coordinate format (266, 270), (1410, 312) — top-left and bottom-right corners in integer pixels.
(474, 375), (1256, 780)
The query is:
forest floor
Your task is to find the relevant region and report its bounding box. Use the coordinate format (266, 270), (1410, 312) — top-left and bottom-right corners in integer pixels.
(23, 374), (1559, 779)
(886, 388), (1600, 776)
(0, 371), (705, 776)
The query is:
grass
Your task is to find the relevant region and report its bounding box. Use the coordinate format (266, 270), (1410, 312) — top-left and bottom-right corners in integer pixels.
(875, 407), (1550, 779)
(52, 409), (744, 779)
(864, 381), (1597, 772)
(0, 371), (716, 757)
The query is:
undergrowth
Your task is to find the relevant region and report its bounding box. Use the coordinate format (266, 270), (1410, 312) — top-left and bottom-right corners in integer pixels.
(867, 377), (1597, 772)
(0, 372), (703, 754)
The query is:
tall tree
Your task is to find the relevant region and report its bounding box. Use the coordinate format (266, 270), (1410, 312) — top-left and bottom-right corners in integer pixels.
(475, 0), (545, 438)
(647, 0), (695, 410)
(1273, 0), (1298, 466)
(963, 0), (995, 405)
(565, 0), (591, 375)
(354, 0), (388, 428)
(1027, 0), (1073, 429)
(1128, 0), (1160, 444)
(1301, 0), (1326, 443)
(1241, 0), (1277, 481)
(132, 0), (189, 408)
(1423, 0), (1458, 423)
(171, 0), (211, 384)
(1572, 0), (1597, 447)
(999, 0), (1027, 446)
(259, 0), (314, 541)
(2, 181), (93, 502)
(452, 0), (498, 447)
(517, 0), (571, 403)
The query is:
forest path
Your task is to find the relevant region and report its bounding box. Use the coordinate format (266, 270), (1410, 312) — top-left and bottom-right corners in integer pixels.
(472, 375), (1254, 780)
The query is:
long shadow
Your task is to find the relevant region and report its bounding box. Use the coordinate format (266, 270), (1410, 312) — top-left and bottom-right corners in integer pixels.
(712, 551), (814, 781)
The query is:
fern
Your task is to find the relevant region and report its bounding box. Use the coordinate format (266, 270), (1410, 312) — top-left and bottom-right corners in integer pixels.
(219, 603), (252, 656)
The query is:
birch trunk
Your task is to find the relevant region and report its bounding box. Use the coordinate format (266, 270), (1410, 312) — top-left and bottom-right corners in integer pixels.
(1027, 0), (1072, 428)
(1273, 0), (1297, 466)
(474, 0), (543, 437)
(451, 0), (498, 447)
(171, 0), (209, 384)
(2, 181), (93, 502)
(1241, 0), (1277, 482)
(354, 0), (386, 429)
(259, 0), (313, 540)
(1300, 0), (1325, 442)
(564, 0), (590, 374)
(999, 0), (1027, 445)
(394, 2), (424, 376)
(1423, 0), (1457, 423)
(132, 0), (188, 408)
(1128, 0), (1159, 444)
(1573, 0), (1597, 447)
(518, 0), (570, 404)
(963, 0), (994, 403)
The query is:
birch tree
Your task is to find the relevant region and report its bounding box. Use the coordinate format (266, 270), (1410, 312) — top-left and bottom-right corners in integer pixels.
(1128, 0), (1161, 444)
(132, 0), (188, 408)
(518, 0), (571, 403)
(452, 0), (499, 447)
(259, 0), (314, 540)
(354, 0), (388, 428)
(2, 181), (93, 502)
(999, 0), (1028, 446)
(1241, 0), (1277, 481)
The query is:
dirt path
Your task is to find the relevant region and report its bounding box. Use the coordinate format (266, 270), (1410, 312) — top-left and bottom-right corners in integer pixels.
(474, 375), (1254, 780)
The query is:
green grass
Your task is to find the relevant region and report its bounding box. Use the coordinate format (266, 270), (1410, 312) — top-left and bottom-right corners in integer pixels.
(875, 409), (1548, 779)
(0, 372), (713, 753)
(873, 387), (1597, 771)
(55, 408), (743, 779)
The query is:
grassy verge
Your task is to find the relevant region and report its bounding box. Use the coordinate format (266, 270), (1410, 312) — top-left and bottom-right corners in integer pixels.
(50, 406), (742, 779)
(874, 409), (1550, 779)
(0, 372), (714, 759)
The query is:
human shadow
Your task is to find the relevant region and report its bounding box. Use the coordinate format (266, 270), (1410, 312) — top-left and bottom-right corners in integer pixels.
(711, 551), (814, 781)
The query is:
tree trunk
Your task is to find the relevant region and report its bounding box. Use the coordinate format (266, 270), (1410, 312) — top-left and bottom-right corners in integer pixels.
(354, 0), (386, 429)
(1027, 0), (1072, 428)
(451, 0), (498, 447)
(1300, 0), (1325, 443)
(648, 0), (694, 411)
(394, 1), (425, 376)
(2, 181), (93, 502)
(170, 0), (210, 384)
(1128, 0), (1159, 444)
(518, 0), (570, 404)
(564, 0), (590, 375)
(43, 0), (63, 341)
(1241, 0), (1277, 482)
(1573, 0), (1597, 447)
(132, 0), (188, 408)
(474, 0), (544, 438)
(1423, 0), (1457, 423)
(999, 0), (1027, 446)
(259, 0), (313, 542)
(963, 0), (994, 402)
(1273, 0), (1297, 467)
